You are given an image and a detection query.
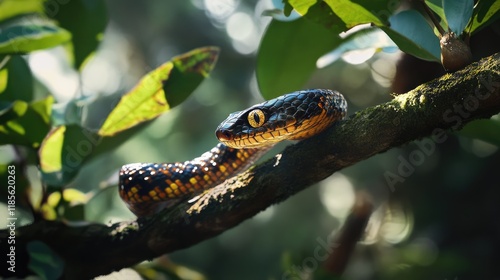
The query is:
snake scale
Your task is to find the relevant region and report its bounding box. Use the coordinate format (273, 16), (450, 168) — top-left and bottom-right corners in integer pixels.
(119, 89), (347, 216)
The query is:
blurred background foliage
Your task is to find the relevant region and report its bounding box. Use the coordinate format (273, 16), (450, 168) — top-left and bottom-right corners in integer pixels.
(1, 0), (500, 279)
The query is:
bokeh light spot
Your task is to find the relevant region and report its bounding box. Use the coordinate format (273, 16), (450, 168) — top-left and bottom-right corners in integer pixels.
(319, 173), (355, 219)
(204, 0), (237, 21)
(226, 12), (254, 41)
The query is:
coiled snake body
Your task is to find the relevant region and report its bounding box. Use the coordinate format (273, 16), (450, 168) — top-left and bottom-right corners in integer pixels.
(119, 89), (347, 216)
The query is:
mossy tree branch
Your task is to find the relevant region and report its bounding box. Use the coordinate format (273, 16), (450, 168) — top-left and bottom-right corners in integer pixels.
(2, 53), (500, 279)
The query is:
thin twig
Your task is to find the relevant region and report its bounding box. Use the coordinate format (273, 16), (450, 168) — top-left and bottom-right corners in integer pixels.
(419, 0), (446, 36)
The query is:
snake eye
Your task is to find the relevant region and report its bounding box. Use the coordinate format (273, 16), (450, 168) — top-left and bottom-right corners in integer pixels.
(247, 109), (265, 128)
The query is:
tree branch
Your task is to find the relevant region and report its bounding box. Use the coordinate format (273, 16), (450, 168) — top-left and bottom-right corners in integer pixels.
(2, 53), (500, 279)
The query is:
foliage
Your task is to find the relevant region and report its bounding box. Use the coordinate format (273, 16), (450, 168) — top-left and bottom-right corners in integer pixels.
(0, 1), (219, 277)
(258, 0), (500, 98)
(0, 0), (499, 279)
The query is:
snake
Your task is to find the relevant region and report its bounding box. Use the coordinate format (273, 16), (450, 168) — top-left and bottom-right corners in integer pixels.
(119, 89), (347, 217)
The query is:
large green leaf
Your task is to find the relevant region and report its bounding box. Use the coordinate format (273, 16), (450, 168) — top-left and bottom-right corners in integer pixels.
(443, 0), (474, 35)
(99, 46), (219, 137)
(257, 17), (340, 99)
(0, 55), (34, 102)
(47, 0), (107, 68)
(302, 1), (345, 33)
(0, 0), (44, 22)
(426, 0), (446, 22)
(286, 0), (318, 15)
(324, 0), (385, 28)
(348, 0), (400, 20)
(163, 46), (220, 107)
(0, 24), (71, 54)
(380, 10), (441, 62)
(0, 96), (53, 148)
(469, 0), (500, 34)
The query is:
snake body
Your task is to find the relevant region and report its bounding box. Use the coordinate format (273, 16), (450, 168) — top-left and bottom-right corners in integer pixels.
(119, 89), (347, 216)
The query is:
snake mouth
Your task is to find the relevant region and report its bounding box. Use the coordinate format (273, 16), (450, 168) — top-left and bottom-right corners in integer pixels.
(217, 121), (299, 149)
(215, 129), (233, 142)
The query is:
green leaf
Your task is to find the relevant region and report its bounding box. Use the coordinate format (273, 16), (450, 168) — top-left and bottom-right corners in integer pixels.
(469, 0), (500, 34)
(380, 10), (441, 62)
(97, 64), (172, 137)
(39, 125), (102, 185)
(0, 96), (53, 148)
(99, 46), (219, 137)
(163, 46), (220, 107)
(443, 0), (474, 35)
(257, 18), (340, 99)
(324, 0), (385, 28)
(426, 0), (445, 19)
(27, 241), (64, 280)
(0, 0), (44, 22)
(0, 24), (71, 54)
(286, 0), (318, 15)
(459, 118), (500, 146)
(0, 55), (34, 102)
(283, 0), (294, 17)
(31, 96), (52, 124)
(39, 121), (147, 186)
(47, 0), (107, 68)
(302, 1), (345, 32)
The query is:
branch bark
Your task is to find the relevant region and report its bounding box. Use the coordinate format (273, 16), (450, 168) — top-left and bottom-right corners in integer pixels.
(2, 53), (500, 279)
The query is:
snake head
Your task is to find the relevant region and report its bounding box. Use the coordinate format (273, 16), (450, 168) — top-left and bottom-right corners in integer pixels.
(216, 89), (347, 149)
